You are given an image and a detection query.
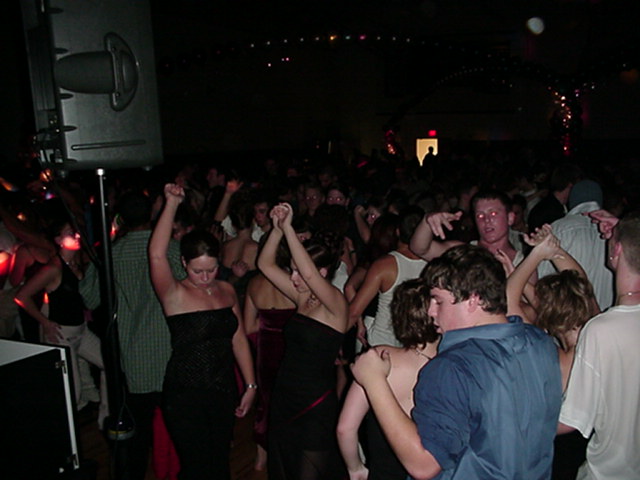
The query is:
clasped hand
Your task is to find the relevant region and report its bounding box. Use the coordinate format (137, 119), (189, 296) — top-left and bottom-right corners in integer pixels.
(351, 347), (391, 389)
(270, 203), (293, 230)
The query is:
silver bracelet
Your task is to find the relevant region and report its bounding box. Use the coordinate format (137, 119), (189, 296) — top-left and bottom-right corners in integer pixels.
(245, 383), (258, 389)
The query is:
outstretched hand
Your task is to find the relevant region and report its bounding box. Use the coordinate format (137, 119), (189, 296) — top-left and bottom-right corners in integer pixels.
(426, 211), (463, 240)
(586, 209), (619, 239)
(225, 178), (243, 195)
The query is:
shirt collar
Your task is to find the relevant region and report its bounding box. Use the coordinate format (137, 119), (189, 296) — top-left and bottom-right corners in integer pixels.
(567, 200), (600, 216)
(438, 315), (524, 353)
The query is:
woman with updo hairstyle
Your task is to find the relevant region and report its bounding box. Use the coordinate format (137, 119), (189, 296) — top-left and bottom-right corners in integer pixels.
(257, 202), (348, 480)
(337, 278), (439, 480)
(149, 183), (256, 480)
(180, 229), (220, 261)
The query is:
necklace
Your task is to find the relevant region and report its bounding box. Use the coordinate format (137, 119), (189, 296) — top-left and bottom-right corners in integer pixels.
(60, 255), (79, 271)
(618, 290), (640, 299)
(188, 279), (213, 296)
(414, 348), (433, 361)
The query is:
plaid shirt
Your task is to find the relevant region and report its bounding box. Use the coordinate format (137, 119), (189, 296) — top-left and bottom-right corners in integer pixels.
(80, 230), (184, 393)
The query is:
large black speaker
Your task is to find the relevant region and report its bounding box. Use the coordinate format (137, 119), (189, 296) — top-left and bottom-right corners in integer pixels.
(20, 0), (162, 171)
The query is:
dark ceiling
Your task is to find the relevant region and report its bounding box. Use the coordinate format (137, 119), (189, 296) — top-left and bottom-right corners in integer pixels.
(152, 0), (640, 76)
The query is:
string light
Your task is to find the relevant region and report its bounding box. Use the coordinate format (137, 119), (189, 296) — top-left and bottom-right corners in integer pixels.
(155, 30), (631, 156)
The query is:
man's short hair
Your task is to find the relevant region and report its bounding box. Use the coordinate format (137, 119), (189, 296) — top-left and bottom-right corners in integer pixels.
(116, 191), (151, 228)
(614, 210), (640, 274)
(421, 244), (507, 314)
(549, 163), (584, 193)
(471, 189), (513, 213)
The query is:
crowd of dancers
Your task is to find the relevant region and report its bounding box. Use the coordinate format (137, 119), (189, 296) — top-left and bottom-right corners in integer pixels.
(0, 146), (638, 480)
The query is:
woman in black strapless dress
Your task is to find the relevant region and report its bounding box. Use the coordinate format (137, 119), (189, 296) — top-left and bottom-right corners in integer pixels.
(149, 183), (257, 480)
(257, 202), (349, 480)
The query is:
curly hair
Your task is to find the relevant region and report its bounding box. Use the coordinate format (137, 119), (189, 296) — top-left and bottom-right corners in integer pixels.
(535, 270), (594, 335)
(421, 244), (507, 314)
(391, 279), (439, 348)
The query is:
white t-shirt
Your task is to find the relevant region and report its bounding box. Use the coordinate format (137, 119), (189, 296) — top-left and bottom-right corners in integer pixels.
(560, 304), (640, 480)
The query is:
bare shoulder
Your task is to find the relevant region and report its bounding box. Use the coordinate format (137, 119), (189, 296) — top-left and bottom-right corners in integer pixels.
(247, 273), (268, 293)
(368, 254), (396, 276)
(217, 279), (238, 297)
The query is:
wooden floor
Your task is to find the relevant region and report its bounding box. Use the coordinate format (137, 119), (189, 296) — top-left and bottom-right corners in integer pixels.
(76, 403), (268, 480)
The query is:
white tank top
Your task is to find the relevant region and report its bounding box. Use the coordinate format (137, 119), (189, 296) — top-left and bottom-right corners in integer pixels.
(368, 251), (427, 347)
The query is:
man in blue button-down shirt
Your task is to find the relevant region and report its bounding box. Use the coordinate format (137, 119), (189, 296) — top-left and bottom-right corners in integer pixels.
(352, 244), (562, 480)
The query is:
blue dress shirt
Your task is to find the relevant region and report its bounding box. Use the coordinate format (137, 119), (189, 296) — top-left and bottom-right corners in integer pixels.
(412, 316), (562, 480)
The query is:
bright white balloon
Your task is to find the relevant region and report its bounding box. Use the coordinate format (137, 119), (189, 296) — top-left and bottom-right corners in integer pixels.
(526, 17), (545, 35)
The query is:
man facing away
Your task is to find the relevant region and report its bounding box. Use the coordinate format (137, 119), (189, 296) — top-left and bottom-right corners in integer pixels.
(80, 191), (184, 480)
(537, 179), (614, 311)
(558, 210), (640, 479)
(352, 244), (562, 480)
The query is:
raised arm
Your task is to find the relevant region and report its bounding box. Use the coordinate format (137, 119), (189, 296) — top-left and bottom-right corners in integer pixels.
(348, 259), (386, 336)
(0, 203), (56, 255)
(256, 215), (298, 302)
(507, 225), (585, 318)
(148, 184), (184, 303)
(213, 179), (243, 224)
(409, 212), (463, 261)
(353, 205), (371, 244)
(277, 203), (347, 318)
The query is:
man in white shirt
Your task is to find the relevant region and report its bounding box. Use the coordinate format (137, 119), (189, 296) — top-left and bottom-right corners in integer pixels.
(558, 209), (640, 479)
(538, 180), (614, 310)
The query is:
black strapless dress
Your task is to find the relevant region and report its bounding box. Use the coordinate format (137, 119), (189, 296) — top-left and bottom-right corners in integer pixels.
(162, 307), (238, 480)
(268, 313), (347, 480)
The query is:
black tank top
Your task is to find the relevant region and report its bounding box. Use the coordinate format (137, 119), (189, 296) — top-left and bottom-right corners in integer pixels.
(48, 259), (85, 326)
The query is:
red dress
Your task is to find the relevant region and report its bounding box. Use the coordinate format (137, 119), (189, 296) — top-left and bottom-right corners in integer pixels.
(253, 307), (295, 448)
